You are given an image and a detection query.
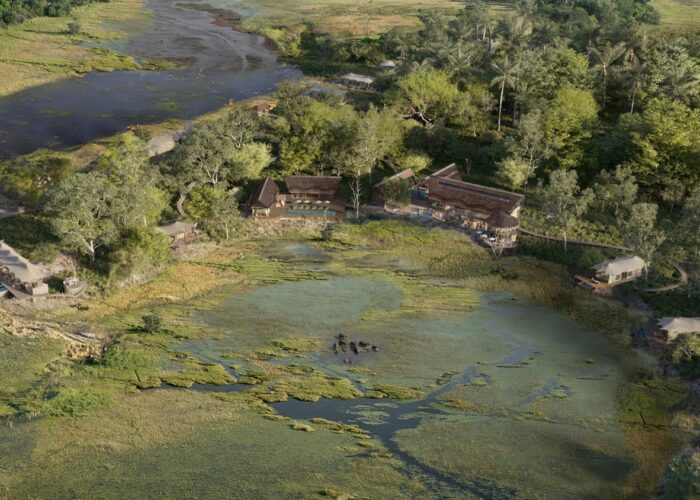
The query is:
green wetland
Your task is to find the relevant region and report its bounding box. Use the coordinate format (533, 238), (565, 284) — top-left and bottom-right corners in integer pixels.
(0, 225), (684, 498)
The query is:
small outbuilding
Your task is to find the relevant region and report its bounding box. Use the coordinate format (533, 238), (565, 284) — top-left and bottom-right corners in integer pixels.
(658, 317), (700, 342)
(251, 102), (277, 117)
(302, 85), (348, 103)
(339, 73), (376, 90)
(0, 241), (48, 297)
(592, 256), (645, 286)
(378, 60), (397, 71)
(157, 221), (198, 242)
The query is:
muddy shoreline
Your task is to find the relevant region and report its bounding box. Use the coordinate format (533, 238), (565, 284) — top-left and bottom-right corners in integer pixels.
(177, 3), (280, 53)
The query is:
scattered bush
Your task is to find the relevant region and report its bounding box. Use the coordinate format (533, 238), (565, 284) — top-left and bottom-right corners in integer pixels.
(141, 313), (162, 333)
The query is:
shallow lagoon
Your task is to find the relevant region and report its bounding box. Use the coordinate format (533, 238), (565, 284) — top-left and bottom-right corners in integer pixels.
(0, 240), (665, 498)
(183, 241), (644, 497)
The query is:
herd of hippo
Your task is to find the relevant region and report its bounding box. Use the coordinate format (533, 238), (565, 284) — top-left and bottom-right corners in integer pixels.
(331, 334), (379, 364)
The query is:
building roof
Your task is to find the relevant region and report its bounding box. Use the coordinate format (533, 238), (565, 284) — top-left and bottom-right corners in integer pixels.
(379, 60), (397, 68)
(157, 221), (196, 237)
(303, 85), (348, 98)
(252, 102), (276, 112)
(486, 210), (520, 229)
(340, 73), (375, 85)
(426, 177), (525, 215)
(249, 176), (280, 208)
(593, 256), (646, 276)
(0, 241), (45, 284)
(284, 176), (342, 196)
(658, 317), (700, 337)
(430, 163), (462, 180)
(374, 169), (415, 189)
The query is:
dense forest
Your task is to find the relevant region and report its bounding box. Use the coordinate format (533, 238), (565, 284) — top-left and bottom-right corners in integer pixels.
(0, 0), (108, 26)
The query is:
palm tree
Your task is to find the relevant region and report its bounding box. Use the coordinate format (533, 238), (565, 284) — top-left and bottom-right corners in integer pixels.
(445, 40), (476, 77)
(588, 41), (626, 109)
(663, 65), (700, 103)
(623, 50), (645, 113)
(500, 15), (534, 55)
(490, 56), (520, 131)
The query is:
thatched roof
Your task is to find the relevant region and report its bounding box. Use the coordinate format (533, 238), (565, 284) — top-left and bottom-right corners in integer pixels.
(284, 176), (341, 196)
(486, 210), (520, 229)
(593, 256), (645, 276)
(379, 60), (397, 69)
(157, 221), (196, 237)
(430, 163), (462, 180)
(340, 73), (375, 85)
(374, 169), (415, 189)
(426, 177), (524, 215)
(252, 102), (276, 112)
(249, 176), (280, 208)
(0, 241), (45, 284)
(303, 85), (347, 99)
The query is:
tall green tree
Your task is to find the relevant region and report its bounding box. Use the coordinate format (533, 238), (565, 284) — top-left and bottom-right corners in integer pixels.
(490, 55), (520, 131)
(540, 169), (593, 250)
(496, 156), (536, 191)
(389, 68), (459, 125)
(588, 41), (626, 109)
(618, 202), (665, 281)
(45, 172), (117, 260)
(593, 165), (638, 214)
(542, 86), (599, 170)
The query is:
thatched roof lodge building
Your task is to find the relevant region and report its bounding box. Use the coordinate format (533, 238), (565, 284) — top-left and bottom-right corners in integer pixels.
(592, 256), (645, 286)
(413, 164), (524, 245)
(0, 241), (48, 297)
(339, 73), (376, 90)
(658, 317), (700, 342)
(248, 176), (346, 220)
(371, 168), (415, 206)
(251, 101), (277, 117)
(302, 85), (348, 102)
(156, 221), (198, 242)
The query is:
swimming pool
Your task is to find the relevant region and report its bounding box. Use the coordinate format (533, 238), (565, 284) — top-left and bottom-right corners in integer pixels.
(284, 209), (337, 216)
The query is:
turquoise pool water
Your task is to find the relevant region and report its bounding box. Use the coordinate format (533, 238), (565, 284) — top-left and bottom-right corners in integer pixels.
(284, 209), (337, 216)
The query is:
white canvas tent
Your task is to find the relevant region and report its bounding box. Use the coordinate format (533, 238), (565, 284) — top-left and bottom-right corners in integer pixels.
(592, 256), (645, 285)
(658, 317), (700, 341)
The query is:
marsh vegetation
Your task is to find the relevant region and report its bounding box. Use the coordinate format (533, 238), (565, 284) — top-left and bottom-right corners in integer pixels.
(0, 223), (688, 497)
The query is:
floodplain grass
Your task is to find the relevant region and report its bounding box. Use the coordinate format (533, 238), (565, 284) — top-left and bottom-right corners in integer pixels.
(651, 0), (700, 30)
(219, 0), (465, 37)
(0, 0), (148, 97)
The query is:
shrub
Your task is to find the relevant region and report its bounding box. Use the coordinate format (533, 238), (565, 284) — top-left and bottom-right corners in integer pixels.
(67, 19), (80, 34)
(141, 313), (162, 333)
(664, 453), (700, 499)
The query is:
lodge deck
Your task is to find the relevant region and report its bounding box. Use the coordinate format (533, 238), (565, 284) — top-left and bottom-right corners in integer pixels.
(266, 198), (346, 220)
(575, 275), (612, 295)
